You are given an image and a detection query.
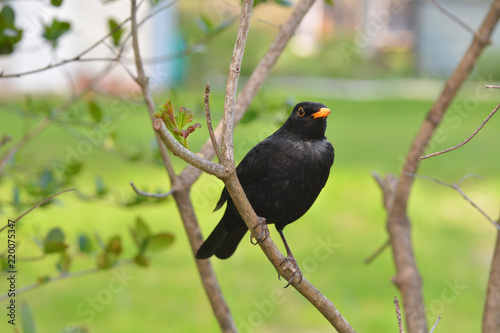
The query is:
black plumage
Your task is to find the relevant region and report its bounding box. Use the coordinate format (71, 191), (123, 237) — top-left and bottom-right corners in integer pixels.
(196, 101), (335, 260)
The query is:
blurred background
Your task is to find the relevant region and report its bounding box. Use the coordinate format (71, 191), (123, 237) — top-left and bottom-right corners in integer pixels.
(1, 0), (499, 332)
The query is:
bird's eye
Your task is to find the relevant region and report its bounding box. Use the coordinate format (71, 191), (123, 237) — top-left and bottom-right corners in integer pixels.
(298, 107), (305, 117)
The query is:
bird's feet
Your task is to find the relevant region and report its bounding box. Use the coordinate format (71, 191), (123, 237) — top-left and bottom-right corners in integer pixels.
(250, 217), (269, 245)
(278, 254), (303, 288)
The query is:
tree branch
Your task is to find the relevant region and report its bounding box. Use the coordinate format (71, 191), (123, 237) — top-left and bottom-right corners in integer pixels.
(394, 296), (404, 333)
(129, 1), (237, 331)
(429, 316), (442, 333)
(420, 103), (500, 160)
(386, 2), (500, 332)
(204, 83), (222, 163)
(483, 217), (500, 333)
(0, 188), (76, 233)
(427, 0), (490, 44)
(129, 181), (174, 198)
(179, 0), (320, 187)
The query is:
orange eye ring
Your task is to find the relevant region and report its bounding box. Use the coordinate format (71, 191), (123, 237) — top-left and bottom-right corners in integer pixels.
(298, 107), (305, 117)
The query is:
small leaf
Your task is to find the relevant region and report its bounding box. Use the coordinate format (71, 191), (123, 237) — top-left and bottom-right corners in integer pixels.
(135, 216), (151, 246)
(177, 106), (194, 128)
(105, 235), (122, 256)
(20, 302), (37, 333)
(87, 100), (102, 122)
(133, 254), (149, 267)
(241, 107), (258, 124)
(44, 228), (67, 254)
(42, 18), (71, 48)
(145, 233), (174, 253)
(95, 176), (107, 196)
(50, 0), (64, 7)
(57, 251), (71, 273)
(96, 252), (112, 269)
(37, 276), (50, 284)
(0, 6), (23, 54)
(324, 0), (334, 5)
(196, 15), (213, 33)
(77, 234), (93, 254)
(108, 18), (123, 47)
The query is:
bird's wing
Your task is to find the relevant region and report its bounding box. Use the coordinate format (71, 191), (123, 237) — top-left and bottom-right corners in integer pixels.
(213, 138), (276, 212)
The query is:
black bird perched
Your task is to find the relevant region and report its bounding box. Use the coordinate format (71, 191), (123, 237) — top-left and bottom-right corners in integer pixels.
(196, 101), (335, 268)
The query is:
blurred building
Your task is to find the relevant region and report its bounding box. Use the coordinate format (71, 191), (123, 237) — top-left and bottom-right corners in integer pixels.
(0, 0), (182, 94)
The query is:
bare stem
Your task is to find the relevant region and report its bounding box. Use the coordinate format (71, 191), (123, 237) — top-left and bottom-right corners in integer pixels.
(394, 296), (404, 333)
(129, 181), (174, 198)
(429, 316), (442, 333)
(0, 188), (76, 233)
(483, 220), (500, 333)
(420, 103), (500, 160)
(204, 83), (222, 162)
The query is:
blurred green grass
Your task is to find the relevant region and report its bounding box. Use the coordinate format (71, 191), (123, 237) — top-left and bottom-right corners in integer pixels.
(1, 89), (499, 332)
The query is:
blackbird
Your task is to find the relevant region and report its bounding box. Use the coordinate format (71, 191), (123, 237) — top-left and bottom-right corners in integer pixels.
(196, 102), (335, 267)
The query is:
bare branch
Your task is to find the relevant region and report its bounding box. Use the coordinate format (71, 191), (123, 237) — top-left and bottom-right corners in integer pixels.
(364, 239), (390, 265)
(154, 120), (228, 178)
(405, 172), (500, 231)
(0, 259), (132, 302)
(429, 316), (442, 333)
(204, 83), (222, 163)
(386, 2), (500, 331)
(129, 181), (174, 198)
(221, 0), (254, 163)
(483, 220), (500, 333)
(0, 188), (76, 233)
(427, 0), (490, 44)
(394, 296), (404, 333)
(486, 85), (500, 89)
(420, 103), (500, 160)
(179, 0), (322, 187)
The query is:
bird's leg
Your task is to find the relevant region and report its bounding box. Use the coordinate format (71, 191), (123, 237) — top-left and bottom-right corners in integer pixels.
(277, 229), (303, 288)
(250, 217), (269, 245)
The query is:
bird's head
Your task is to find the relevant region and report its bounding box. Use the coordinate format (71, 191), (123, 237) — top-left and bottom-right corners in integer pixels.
(281, 102), (331, 140)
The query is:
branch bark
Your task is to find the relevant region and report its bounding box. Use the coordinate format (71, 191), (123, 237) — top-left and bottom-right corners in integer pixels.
(483, 221), (500, 333)
(129, 1), (237, 331)
(386, 2), (500, 332)
(179, 0), (320, 187)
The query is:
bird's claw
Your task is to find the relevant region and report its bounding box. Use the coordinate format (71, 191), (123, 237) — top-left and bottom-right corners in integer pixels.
(278, 255), (303, 288)
(250, 217), (269, 245)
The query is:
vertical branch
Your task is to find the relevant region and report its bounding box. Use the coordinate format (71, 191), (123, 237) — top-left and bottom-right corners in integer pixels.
(221, 0), (254, 163)
(483, 222), (500, 333)
(180, 0), (318, 187)
(129, 1), (237, 331)
(387, 2), (500, 333)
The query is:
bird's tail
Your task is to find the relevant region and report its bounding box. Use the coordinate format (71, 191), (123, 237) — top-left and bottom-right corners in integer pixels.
(196, 221), (247, 260)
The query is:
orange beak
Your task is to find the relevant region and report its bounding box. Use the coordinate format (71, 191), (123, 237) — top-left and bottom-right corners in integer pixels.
(312, 107), (331, 119)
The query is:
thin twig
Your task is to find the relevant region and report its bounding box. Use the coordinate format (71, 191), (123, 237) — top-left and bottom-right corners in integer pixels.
(364, 239), (390, 264)
(405, 172), (500, 231)
(394, 296), (404, 333)
(154, 119), (228, 179)
(486, 85), (500, 89)
(204, 83), (222, 162)
(427, 0), (490, 44)
(221, 0), (254, 163)
(0, 260), (132, 302)
(420, 103), (500, 160)
(129, 181), (174, 198)
(0, 188), (76, 233)
(429, 316), (442, 333)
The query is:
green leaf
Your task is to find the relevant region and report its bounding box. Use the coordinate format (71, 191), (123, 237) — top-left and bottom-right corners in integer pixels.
(21, 302), (37, 333)
(87, 100), (102, 122)
(108, 18), (123, 47)
(274, 0), (293, 6)
(42, 18), (71, 48)
(324, 0), (334, 5)
(196, 15), (213, 33)
(95, 176), (107, 196)
(12, 185), (20, 207)
(50, 0), (64, 7)
(77, 234), (93, 254)
(241, 107), (258, 124)
(177, 106), (194, 128)
(134, 216), (151, 252)
(133, 254), (149, 267)
(105, 235), (122, 256)
(145, 233), (174, 253)
(96, 252), (112, 269)
(0, 6), (24, 55)
(44, 228), (67, 254)
(57, 251), (71, 273)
